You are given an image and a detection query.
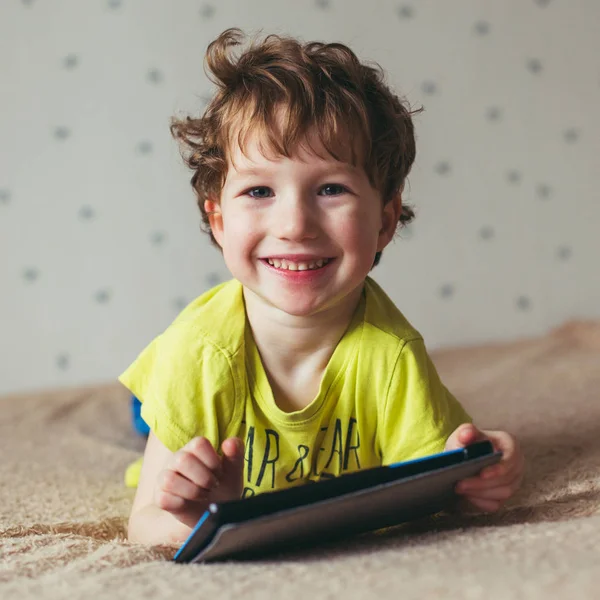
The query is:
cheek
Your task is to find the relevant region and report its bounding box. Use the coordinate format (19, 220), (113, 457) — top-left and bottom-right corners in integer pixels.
(221, 211), (261, 255)
(334, 207), (381, 255)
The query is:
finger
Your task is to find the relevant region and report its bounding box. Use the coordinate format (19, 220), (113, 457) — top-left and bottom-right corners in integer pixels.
(156, 471), (209, 506)
(446, 423), (477, 450)
(461, 496), (502, 514)
(221, 438), (244, 472)
(479, 452), (525, 481)
(445, 423), (485, 451)
(220, 437), (245, 496)
(171, 451), (220, 490)
(482, 430), (520, 461)
(457, 464), (524, 492)
(183, 437), (222, 474)
(155, 489), (186, 513)
(458, 424), (487, 445)
(463, 483), (515, 502)
(222, 436), (243, 455)
(460, 451), (525, 490)
(458, 470), (523, 498)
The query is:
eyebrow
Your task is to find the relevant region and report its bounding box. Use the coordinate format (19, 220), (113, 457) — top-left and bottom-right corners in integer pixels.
(230, 167), (264, 177)
(231, 163), (359, 178)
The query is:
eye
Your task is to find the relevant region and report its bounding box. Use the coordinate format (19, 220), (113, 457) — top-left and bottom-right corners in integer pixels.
(246, 186), (273, 199)
(320, 184), (348, 196)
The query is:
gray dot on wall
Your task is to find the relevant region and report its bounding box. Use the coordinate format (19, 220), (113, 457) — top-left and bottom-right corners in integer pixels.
(78, 205), (95, 220)
(439, 283), (454, 299)
(63, 54), (78, 69)
(94, 289), (111, 304)
(54, 126), (71, 140)
(315, 0), (331, 8)
(22, 0), (35, 6)
(108, 0), (122, 8)
(486, 107), (502, 121)
(516, 295), (531, 311)
(536, 183), (553, 199)
(56, 354), (70, 370)
(23, 267), (40, 282)
(0, 189), (11, 204)
(206, 272), (222, 287)
(506, 170), (522, 184)
(150, 231), (167, 246)
(147, 68), (163, 84)
(557, 246), (572, 260)
(199, 4), (215, 18)
(526, 58), (543, 74)
(421, 81), (438, 95)
(563, 128), (580, 143)
(397, 5), (415, 19)
(137, 141), (153, 154)
(434, 161), (451, 175)
(400, 224), (414, 240)
(480, 226), (495, 240)
(474, 21), (491, 35)
(173, 297), (188, 312)
(535, 0), (552, 6)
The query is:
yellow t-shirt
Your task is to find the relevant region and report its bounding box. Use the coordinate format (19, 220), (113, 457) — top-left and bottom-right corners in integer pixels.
(119, 277), (471, 497)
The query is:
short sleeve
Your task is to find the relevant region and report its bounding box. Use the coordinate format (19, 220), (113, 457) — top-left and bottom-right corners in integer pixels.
(378, 337), (472, 464)
(118, 322), (241, 453)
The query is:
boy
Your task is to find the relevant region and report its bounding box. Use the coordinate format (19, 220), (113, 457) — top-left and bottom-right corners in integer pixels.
(121, 28), (524, 546)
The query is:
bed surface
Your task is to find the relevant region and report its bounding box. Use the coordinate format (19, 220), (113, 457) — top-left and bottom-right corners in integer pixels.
(1, 321), (599, 599)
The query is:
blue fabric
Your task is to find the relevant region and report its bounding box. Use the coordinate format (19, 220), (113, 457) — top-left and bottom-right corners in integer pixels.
(131, 395), (150, 436)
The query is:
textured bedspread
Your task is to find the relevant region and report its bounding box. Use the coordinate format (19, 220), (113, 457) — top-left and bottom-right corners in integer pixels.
(1, 321), (599, 599)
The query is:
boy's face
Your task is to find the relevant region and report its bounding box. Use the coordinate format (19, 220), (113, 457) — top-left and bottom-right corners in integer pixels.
(205, 130), (401, 318)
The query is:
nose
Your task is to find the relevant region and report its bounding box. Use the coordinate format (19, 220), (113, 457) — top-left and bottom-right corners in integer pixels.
(272, 193), (318, 242)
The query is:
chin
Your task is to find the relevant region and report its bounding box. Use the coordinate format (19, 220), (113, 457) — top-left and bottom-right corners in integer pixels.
(271, 299), (325, 318)
(265, 288), (334, 317)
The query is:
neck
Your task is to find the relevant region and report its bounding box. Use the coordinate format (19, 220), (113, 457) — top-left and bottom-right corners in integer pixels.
(243, 284), (364, 375)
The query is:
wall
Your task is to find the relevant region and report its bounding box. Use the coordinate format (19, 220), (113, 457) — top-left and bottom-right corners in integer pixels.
(1, 0), (598, 394)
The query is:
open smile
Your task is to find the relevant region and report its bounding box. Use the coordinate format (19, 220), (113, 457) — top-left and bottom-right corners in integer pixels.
(262, 257), (332, 271)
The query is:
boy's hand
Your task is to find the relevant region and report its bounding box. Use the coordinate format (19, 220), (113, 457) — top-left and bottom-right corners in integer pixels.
(445, 424), (524, 514)
(155, 436), (244, 529)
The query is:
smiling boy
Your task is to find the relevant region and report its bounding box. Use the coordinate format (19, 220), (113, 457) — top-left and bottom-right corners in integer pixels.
(121, 28), (524, 546)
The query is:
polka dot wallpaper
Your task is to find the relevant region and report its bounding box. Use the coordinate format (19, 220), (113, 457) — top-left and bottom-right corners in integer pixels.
(1, 0), (599, 394)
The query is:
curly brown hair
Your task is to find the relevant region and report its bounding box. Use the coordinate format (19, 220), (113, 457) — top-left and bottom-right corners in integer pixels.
(170, 28), (421, 266)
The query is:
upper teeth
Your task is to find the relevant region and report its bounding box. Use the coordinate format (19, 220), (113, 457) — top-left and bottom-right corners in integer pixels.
(266, 258), (329, 271)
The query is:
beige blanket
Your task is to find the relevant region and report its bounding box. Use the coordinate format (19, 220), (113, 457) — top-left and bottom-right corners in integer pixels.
(1, 321), (599, 599)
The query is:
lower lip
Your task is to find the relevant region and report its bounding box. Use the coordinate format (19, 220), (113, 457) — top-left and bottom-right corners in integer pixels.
(260, 259), (335, 282)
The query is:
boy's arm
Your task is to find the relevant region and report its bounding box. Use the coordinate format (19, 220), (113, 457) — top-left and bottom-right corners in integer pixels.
(128, 431), (245, 546)
(128, 504), (194, 547)
(127, 432), (194, 546)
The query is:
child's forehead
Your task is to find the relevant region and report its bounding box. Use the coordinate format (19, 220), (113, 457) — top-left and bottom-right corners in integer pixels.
(226, 125), (363, 174)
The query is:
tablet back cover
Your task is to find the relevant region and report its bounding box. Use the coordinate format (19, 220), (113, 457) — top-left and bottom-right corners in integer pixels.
(190, 451), (501, 562)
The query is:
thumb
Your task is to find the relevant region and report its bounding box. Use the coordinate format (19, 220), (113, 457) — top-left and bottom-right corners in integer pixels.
(445, 423), (487, 451)
(220, 437), (245, 498)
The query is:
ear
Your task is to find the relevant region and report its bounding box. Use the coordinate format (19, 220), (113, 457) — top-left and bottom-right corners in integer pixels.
(376, 192), (402, 252)
(204, 198), (224, 248)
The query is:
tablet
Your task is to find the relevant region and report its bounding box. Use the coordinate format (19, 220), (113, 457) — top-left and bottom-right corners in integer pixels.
(174, 440), (501, 563)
